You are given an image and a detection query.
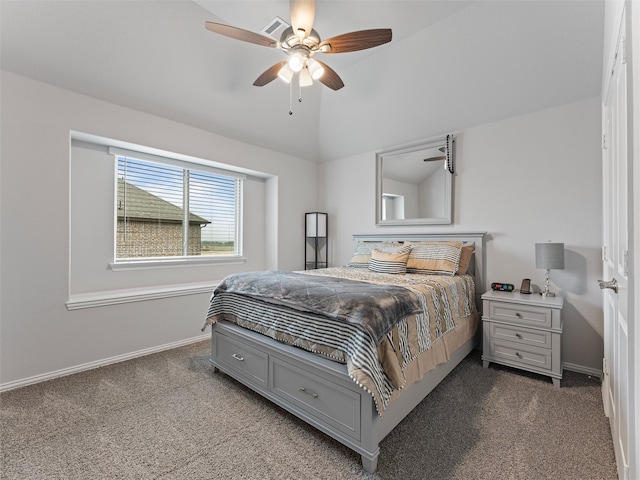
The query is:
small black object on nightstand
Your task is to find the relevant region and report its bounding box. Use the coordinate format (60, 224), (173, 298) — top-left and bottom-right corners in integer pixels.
(491, 282), (514, 292)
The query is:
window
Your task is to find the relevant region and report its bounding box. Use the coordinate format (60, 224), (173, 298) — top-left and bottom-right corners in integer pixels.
(114, 153), (243, 262)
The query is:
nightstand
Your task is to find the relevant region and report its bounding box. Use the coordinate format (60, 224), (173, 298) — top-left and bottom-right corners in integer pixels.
(481, 290), (564, 387)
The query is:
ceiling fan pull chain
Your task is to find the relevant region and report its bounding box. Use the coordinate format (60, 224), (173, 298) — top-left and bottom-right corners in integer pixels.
(289, 81), (293, 115)
(298, 81), (303, 104)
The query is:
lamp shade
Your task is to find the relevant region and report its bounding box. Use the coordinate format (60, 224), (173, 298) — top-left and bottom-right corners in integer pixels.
(535, 243), (565, 270)
(288, 52), (305, 72)
(299, 68), (313, 87)
(306, 212), (327, 237)
(307, 58), (324, 80)
(278, 64), (294, 83)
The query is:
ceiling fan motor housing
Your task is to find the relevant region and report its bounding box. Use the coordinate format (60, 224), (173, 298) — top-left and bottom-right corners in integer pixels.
(280, 26), (321, 50)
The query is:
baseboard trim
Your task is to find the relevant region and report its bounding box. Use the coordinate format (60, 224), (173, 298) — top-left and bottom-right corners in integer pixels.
(1, 340), (604, 392)
(0, 333), (210, 393)
(563, 362), (603, 380)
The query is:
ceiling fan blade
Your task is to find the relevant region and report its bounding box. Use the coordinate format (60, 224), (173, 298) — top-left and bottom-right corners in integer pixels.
(253, 61), (287, 87)
(314, 60), (344, 91)
(205, 22), (277, 47)
(290, 0), (316, 39)
(424, 156), (446, 161)
(319, 29), (392, 54)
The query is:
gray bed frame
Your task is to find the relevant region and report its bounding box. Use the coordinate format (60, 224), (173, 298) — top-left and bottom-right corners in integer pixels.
(209, 232), (486, 472)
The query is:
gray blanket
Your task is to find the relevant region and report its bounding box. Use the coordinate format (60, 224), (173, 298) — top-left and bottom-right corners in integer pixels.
(211, 270), (423, 345)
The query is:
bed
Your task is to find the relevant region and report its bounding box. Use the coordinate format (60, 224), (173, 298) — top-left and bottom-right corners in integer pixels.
(203, 232), (486, 472)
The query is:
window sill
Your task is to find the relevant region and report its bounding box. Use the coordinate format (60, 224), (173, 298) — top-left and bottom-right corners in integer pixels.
(66, 281), (220, 310)
(108, 255), (246, 271)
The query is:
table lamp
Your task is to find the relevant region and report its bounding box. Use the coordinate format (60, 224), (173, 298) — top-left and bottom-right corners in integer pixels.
(535, 242), (564, 297)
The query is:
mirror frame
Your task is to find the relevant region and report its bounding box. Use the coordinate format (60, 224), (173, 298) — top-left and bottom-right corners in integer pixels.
(375, 135), (453, 226)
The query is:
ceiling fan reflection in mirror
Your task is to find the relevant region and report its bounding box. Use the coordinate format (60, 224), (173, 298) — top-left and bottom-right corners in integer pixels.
(205, 0), (392, 114)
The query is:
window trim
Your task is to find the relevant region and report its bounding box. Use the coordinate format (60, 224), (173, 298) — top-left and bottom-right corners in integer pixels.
(111, 147), (244, 266)
(108, 255), (246, 271)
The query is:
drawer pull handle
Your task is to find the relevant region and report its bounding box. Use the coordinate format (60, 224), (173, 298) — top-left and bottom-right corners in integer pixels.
(515, 333), (523, 339)
(515, 352), (523, 358)
(231, 353), (244, 362)
(515, 312), (523, 319)
(299, 387), (318, 399)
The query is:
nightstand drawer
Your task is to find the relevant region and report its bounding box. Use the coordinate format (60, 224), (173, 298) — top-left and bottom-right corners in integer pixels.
(489, 340), (552, 370)
(489, 302), (552, 328)
(489, 323), (552, 349)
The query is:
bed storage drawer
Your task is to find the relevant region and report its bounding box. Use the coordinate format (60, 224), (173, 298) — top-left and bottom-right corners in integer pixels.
(213, 332), (269, 388)
(270, 357), (361, 441)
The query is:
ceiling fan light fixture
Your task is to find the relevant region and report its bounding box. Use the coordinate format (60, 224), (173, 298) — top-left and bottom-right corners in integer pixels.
(307, 58), (324, 79)
(288, 52), (305, 72)
(299, 68), (313, 87)
(205, 5), (391, 100)
(278, 64), (294, 83)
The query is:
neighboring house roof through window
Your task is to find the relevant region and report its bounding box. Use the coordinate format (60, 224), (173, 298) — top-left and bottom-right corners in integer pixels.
(117, 178), (210, 226)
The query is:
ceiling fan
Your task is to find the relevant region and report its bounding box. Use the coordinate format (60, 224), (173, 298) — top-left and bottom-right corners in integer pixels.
(205, 0), (392, 92)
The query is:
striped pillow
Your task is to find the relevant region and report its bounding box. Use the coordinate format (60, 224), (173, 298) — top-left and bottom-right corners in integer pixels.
(347, 241), (402, 268)
(405, 241), (462, 275)
(368, 245), (412, 274)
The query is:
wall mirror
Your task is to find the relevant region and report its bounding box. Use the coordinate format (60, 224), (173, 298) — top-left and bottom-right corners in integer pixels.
(376, 134), (454, 225)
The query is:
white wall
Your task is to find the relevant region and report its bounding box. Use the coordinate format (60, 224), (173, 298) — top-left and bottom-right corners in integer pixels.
(0, 71), (317, 388)
(318, 97), (604, 372)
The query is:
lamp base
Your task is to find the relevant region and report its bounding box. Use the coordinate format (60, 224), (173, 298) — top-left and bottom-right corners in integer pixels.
(540, 269), (556, 297)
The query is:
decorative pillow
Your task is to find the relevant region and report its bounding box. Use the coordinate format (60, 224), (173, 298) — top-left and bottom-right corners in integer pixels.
(347, 241), (402, 268)
(404, 241), (463, 275)
(368, 245), (412, 274)
(456, 244), (475, 275)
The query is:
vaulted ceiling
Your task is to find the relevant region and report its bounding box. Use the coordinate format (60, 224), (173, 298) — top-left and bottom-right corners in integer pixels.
(0, 1), (604, 162)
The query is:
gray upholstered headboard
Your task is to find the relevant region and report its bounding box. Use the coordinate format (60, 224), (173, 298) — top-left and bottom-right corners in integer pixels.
(351, 232), (487, 310)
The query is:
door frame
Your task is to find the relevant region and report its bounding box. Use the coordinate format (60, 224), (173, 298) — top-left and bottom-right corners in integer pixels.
(602, 2), (638, 479)
(629, 1), (639, 478)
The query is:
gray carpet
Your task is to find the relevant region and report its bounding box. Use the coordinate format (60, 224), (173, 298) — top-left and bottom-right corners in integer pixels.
(1, 340), (617, 479)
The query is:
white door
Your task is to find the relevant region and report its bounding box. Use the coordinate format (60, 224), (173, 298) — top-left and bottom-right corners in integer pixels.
(601, 9), (630, 480)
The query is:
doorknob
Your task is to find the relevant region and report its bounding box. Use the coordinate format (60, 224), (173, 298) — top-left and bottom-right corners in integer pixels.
(598, 278), (618, 293)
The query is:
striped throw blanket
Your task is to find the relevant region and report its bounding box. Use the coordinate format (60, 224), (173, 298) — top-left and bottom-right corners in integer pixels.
(208, 270), (423, 345)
